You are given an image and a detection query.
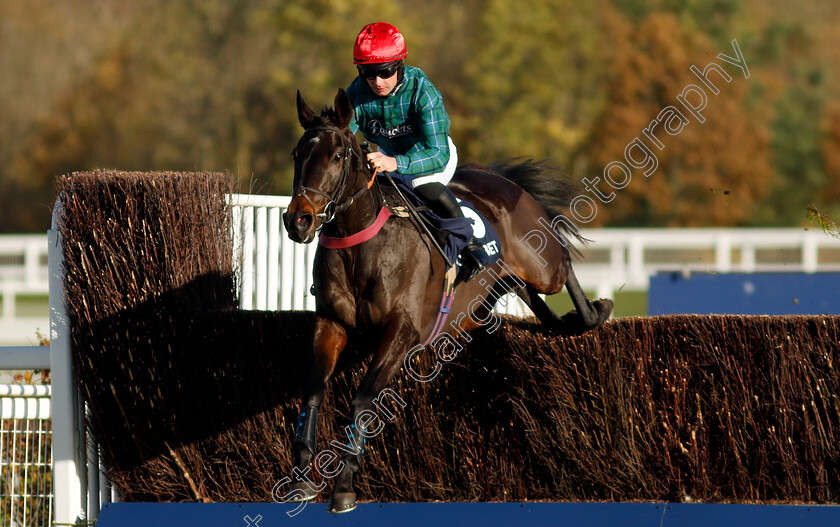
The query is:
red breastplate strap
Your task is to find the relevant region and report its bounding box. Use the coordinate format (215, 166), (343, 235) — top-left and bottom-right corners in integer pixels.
(318, 207), (393, 249)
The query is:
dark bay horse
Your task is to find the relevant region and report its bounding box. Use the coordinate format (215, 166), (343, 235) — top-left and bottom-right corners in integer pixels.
(281, 89), (613, 513)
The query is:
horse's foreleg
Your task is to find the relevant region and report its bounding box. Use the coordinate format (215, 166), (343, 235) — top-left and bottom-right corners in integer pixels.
(328, 312), (418, 513)
(289, 315), (347, 501)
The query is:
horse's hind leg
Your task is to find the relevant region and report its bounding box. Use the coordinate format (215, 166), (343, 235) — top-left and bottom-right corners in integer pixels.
(515, 264), (613, 334)
(515, 286), (565, 325)
(494, 192), (612, 333)
(562, 263), (613, 331)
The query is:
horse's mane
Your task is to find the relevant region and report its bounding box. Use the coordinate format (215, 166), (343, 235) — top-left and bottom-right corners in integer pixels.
(313, 106), (344, 129)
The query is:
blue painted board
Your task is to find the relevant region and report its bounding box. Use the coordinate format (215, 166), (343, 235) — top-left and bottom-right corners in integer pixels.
(648, 272), (840, 315)
(93, 502), (840, 527)
(95, 502), (666, 527)
(662, 503), (840, 527)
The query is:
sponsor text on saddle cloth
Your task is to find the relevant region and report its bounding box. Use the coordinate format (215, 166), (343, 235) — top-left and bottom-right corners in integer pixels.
(388, 173), (501, 273)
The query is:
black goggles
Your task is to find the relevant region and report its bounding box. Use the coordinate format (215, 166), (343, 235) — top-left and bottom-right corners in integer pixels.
(358, 61), (401, 80)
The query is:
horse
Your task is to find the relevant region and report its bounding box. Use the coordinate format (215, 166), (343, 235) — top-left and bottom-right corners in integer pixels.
(280, 88), (613, 513)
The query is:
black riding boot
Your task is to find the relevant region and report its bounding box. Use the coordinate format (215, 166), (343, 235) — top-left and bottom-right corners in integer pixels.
(415, 182), (460, 219)
(415, 182), (487, 281)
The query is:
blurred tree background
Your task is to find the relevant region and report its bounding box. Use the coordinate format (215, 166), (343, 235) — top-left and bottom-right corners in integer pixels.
(0, 0), (837, 232)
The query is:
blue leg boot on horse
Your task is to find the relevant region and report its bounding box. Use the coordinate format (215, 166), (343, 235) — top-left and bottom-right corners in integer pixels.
(326, 405), (371, 513)
(287, 404), (323, 501)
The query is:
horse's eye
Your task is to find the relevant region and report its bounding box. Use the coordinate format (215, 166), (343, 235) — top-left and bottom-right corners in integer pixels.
(332, 152), (343, 163)
(291, 149), (298, 160)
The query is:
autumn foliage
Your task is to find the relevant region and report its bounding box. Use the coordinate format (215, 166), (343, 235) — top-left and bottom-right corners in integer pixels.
(3, 0), (840, 231)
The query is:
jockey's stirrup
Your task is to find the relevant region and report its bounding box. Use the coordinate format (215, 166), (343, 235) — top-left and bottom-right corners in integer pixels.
(459, 243), (489, 283)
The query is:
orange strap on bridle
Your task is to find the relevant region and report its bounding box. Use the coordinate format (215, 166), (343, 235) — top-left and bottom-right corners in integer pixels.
(367, 166), (379, 188)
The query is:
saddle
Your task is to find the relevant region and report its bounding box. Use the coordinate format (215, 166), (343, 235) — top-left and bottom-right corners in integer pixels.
(385, 174), (501, 280)
(357, 142), (500, 280)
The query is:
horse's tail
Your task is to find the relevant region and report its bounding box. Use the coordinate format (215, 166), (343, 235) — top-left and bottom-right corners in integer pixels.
(491, 159), (587, 256)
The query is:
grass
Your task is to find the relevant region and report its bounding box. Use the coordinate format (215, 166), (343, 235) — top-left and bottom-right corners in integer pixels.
(11, 295), (49, 317)
(7, 292), (647, 321)
(0, 294), (48, 318)
(546, 289), (647, 318)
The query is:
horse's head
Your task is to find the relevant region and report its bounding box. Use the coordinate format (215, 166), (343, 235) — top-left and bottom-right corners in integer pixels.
(283, 89), (363, 244)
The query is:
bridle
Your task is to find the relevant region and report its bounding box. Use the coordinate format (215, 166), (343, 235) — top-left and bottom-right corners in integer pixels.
(292, 125), (371, 225)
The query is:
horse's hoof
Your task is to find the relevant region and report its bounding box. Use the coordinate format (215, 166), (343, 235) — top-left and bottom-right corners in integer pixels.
(327, 492), (357, 513)
(594, 298), (615, 321)
(289, 480), (319, 502)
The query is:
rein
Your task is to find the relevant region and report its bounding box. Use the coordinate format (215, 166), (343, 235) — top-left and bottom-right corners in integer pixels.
(293, 124), (443, 254)
(294, 120), (459, 346)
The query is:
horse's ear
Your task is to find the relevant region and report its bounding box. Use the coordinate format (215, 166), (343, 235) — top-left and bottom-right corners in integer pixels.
(334, 88), (353, 129)
(296, 90), (318, 128)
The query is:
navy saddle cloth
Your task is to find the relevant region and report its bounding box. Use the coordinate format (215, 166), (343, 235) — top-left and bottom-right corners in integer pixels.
(388, 174), (502, 270)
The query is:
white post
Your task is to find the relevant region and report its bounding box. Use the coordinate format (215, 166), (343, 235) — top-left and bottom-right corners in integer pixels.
(280, 227), (294, 311)
(741, 243), (756, 272)
(240, 207), (255, 310)
(608, 242), (625, 298)
(25, 240), (41, 287)
(803, 232), (818, 273)
(628, 234), (645, 287)
(1, 285), (14, 320)
(715, 233), (732, 273)
(610, 243), (625, 276)
(231, 204), (244, 291)
(255, 207), (268, 310)
(49, 216), (87, 526)
(293, 244), (306, 310)
(267, 208), (281, 311)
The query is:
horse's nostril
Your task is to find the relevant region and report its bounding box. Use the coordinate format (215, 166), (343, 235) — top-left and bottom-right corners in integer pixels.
(296, 214), (313, 232)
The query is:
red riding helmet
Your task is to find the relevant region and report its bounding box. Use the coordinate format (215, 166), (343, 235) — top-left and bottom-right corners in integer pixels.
(353, 22), (407, 64)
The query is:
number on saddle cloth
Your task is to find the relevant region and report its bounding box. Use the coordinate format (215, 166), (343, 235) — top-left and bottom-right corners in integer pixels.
(389, 175), (501, 271)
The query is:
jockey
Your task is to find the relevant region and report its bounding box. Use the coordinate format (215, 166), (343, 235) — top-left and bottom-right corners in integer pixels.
(346, 21), (486, 279)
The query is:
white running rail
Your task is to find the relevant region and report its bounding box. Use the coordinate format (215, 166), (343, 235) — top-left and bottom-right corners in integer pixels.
(577, 228), (840, 298)
(228, 194), (533, 315)
(0, 235), (49, 345)
(229, 193), (840, 310)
